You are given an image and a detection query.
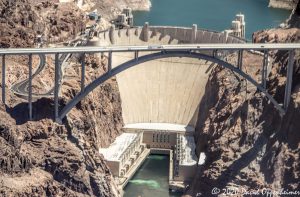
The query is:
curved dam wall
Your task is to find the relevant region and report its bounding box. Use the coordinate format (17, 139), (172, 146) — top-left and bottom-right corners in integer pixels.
(90, 25), (244, 129)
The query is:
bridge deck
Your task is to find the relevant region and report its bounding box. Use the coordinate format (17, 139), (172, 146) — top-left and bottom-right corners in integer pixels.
(0, 43), (300, 55)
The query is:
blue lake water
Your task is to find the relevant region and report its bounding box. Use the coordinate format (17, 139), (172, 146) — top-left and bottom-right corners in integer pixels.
(133, 0), (291, 39)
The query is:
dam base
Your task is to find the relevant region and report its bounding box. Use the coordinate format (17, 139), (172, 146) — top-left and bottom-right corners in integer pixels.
(99, 123), (199, 193)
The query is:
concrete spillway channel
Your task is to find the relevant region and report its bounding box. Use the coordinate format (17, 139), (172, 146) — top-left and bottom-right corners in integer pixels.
(93, 24), (245, 192)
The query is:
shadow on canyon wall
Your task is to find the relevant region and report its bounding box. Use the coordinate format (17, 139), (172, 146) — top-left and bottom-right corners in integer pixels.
(5, 98), (62, 125)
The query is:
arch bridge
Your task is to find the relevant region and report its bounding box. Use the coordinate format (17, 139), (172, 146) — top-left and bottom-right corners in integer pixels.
(0, 43), (299, 123)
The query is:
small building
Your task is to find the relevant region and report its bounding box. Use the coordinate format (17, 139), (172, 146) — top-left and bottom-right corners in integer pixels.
(88, 12), (101, 22)
(113, 8), (134, 28)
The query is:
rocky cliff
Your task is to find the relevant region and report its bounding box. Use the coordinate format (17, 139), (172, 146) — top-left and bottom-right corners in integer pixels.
(187, 3), (300, 196)
(0, 0), (86, 48)
(269, 0), (299, 10)
(287, 1), (300, 27)
(81, 0), (151, 20)
(0, 54), (123, 196)
(0, 0), (125, 196)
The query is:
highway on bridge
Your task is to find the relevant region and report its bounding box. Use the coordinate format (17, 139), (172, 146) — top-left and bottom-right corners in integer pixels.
(1, 43), (300, 55)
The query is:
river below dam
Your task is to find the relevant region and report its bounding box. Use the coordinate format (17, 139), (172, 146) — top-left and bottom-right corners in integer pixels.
(123, 155), (181, 197)
(132, 0), (291, 39)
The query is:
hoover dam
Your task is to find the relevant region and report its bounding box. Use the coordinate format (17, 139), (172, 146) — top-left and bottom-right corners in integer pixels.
(1, 1), (300, 197)
(89, 21), (245, 193)
(1, 18), (298, 196)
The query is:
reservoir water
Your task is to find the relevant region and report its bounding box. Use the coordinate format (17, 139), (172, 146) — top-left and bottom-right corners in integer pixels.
(132, 0), (291, 39)
(124, 155), (181, 197)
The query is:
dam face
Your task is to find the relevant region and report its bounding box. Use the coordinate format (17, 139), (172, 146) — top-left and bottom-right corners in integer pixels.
(92, 25), (244, 127)
(116, 55), (210, 126)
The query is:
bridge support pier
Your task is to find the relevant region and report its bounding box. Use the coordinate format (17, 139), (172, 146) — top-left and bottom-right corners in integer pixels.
(212, 50), (217, 58)
(134, 51), (139, 60)
(262, 50), (269, 89)
(2, 55), (5, 105)
(28, 54), (33, 120)
(54, 53), (60, 122)
(238, 50), (243, 70)
(81, 53), (85, 93)
(284, 50), (295, 110)
(108, 51), (112, 72)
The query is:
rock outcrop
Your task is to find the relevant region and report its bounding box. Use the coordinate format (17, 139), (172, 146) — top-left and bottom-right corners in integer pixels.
(269, 0), (298, 10)
(81, 0), (151, 20)
(0, 53), (123, 196)
(0, 1), (131, 193)
(0, 3), (124, 194)
(0, 0), (85, 48)
(287, 0), (300, 27)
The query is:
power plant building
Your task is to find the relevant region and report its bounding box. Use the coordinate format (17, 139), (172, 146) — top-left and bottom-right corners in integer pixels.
(99, 124), (198, 190)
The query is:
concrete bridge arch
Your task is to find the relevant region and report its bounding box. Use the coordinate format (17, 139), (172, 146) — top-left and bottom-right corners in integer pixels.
(57, 50), (278, 125)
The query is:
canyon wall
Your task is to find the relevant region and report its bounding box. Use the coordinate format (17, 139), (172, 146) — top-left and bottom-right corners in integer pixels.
(187, 3), (300, 196)
(0, 54), (124, 196)
(0, 0), (125, 196)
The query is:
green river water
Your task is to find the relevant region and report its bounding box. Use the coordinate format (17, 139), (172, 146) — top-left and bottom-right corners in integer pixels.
(124, 155), (181, 197)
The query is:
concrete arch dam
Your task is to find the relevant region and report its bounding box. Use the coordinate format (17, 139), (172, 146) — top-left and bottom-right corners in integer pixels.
(89, 25), (245, 129)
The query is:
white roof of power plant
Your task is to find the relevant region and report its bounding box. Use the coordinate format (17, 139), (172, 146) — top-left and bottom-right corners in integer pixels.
(178, 135), (198, 166)
(99, 133), (138, 161)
